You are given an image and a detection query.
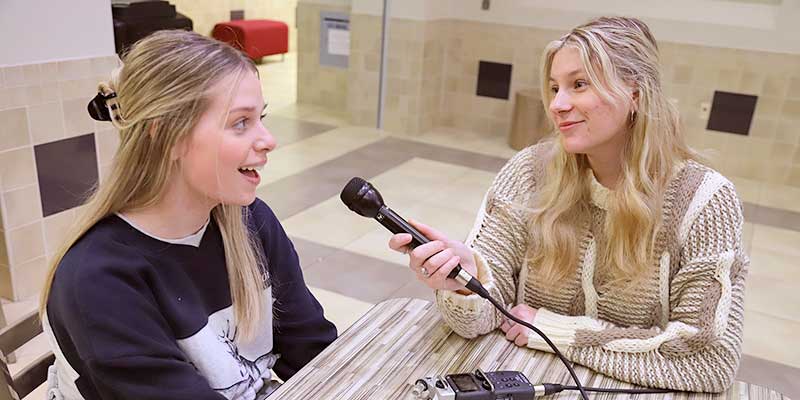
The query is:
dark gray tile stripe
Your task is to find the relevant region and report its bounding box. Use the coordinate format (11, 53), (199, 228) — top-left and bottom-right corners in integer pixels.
(290, 236), (433, 304)
(742, 202), (800, 233)
(259, 136), (800, 231)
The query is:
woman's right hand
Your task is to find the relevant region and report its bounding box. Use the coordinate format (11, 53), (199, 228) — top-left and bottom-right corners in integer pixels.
(388, 219), (478, 292)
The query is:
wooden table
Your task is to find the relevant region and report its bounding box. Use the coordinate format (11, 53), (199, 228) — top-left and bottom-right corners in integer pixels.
(269, 298), (790, 399)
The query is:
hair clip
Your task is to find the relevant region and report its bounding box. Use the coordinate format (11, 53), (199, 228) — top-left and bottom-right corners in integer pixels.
(87, 91), (117, 122)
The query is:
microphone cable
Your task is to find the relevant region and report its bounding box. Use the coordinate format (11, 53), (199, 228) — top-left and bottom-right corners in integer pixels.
(466, 282), (591, 400)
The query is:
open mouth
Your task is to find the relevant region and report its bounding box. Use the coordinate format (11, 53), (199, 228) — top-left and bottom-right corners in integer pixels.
(238, 166), (260, 180)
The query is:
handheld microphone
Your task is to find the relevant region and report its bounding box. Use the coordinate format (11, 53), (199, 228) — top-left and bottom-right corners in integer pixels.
(339, 177), (487, 296)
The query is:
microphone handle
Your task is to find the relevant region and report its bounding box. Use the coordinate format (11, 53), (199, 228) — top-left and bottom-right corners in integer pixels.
(377, 206), (462, 280)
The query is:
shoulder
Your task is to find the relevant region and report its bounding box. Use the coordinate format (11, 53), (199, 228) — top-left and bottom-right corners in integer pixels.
(56, 218), (155, 287)
(672, 161), (744, 241)
(491, 141), (555, 202)
(675, 160), (741, 211)
(49, 218), (157, 319)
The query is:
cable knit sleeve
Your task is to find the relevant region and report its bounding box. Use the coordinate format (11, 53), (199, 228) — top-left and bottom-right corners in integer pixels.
(525, 176), (748, 392)
(435, 144), (544, 339)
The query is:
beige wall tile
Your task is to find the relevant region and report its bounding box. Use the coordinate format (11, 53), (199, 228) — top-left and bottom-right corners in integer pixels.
(786, 165), (800, 187)
(0, 107), (30, 151)
(22, 64), (43, 87)
(762, 75), (789, 99)
(6, 84), (46, 108)
(670, 65), (693, 85)
(775, 120), (799, 145)
(0, 88), (10, 110)
(43, 209), (75, 256)
(11, 256), (48, 300)
(788, 77), (800, 100)
(0, 147), (37, 191)
(748, 116), (776, 139)
(2, 185), (42, 230)
(8, 221), (44, 266)
(691, 66), (719, 88)
(95, 128), (120, 166)
(99, 163), (113, 185)
(3, 66), (25, 87)
(0, 230), (8, 267)
(0, 265), (11, 300)
(761, 163), (790, 184)
(63, 98), (95, 138)
(781, 99), (800, 121)
(769, 143), (797, 171)
(57, 59), (93, 81)
(28, 101), (65, 144)
(91, 56), (120, 78)
(755, 96), (782, 119)
(58, 79), (97, 102)
(738, 71), (764, 95)
(40, 62), (59, 85)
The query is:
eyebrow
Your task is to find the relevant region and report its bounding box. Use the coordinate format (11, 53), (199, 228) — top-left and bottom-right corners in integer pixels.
(549, 69), (584, 82)
(229, 104), (268, 114)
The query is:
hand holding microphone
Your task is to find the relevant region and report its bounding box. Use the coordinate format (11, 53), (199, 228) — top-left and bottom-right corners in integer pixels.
(340, 177), (486, 296)
(388, 220), (477, 293)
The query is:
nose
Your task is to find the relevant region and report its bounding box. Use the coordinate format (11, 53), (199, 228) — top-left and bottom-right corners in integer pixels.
(549, 89), (573, 115)
(254, 122), (277, 153)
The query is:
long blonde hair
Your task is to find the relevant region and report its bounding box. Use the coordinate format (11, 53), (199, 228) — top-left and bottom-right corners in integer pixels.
(530, 17), (702, 287)
(40, 30), (267, 340)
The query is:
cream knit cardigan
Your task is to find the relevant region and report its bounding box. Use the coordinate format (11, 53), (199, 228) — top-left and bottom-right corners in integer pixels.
(436, 143), (749, 392)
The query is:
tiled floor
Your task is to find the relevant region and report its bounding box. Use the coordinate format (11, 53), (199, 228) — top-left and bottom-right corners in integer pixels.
(5, 53), (800, 398)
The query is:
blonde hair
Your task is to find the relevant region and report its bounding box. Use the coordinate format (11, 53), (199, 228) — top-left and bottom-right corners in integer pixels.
(530, 16), (702, 287)
(40, 30), (267, 340)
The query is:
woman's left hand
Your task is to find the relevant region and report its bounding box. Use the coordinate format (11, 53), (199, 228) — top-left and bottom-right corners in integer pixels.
(499, 304), (538, 347)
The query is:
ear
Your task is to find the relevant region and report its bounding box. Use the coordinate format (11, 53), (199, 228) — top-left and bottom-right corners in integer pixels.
(630, 87), (640, 111)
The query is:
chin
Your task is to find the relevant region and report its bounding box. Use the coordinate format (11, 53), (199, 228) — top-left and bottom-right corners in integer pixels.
(561, 137), (589, 154)
(222, 193), (257, 207)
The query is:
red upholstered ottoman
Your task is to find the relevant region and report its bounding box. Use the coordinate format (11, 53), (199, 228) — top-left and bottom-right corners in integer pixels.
(212, 19), (289, 61)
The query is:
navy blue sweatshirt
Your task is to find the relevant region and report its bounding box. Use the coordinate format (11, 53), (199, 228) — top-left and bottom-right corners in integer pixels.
(44, 199), (337, 400)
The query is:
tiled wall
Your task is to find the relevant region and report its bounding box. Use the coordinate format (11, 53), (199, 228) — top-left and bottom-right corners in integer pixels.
(323, 15), (800, 186)
(297, 2), (349, 113)
(658, 42), (800, 185)
(0, 56), (120, 300)
(171, 0), (299, 51)
(347, 16), (445, 135)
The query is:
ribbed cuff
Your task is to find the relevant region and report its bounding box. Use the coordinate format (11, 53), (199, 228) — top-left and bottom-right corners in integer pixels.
(526, 308), (608, 353)
(436, 249), (497, 311)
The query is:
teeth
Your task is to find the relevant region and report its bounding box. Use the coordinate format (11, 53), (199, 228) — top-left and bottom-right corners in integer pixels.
(238, 166), (262, 172)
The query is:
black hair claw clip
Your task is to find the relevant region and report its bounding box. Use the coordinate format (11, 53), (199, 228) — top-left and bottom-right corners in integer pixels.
(87, 92), (116, 122)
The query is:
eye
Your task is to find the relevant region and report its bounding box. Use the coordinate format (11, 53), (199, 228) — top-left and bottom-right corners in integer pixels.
(550, 85), (559, 94)
(574, 80), (589, 89)
(233, 118), (248, 131)
(260, 112), (268, 121)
